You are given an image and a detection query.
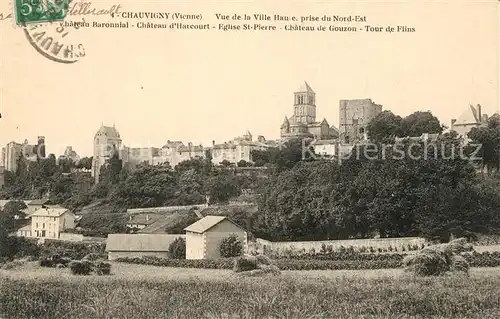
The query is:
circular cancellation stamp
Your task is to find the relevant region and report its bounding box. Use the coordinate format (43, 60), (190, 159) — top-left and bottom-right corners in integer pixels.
(13, 0), (86, 63)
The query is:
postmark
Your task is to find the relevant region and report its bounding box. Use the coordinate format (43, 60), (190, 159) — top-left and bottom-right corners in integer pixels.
(22, 20), (86, 63)
(11, 0), (86, 63)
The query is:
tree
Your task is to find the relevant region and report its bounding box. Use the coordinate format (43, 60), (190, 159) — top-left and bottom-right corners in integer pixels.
(400, 111), (445, 137)
(366, 110), (403, 143)
(110, 164), (177, 208)
(219, 234), (243, 258)
(168, 237), (186, 259)
(75, 157), (93, 170)
(468, 114), (500, 175)
(99, 151), (122, 185)
(220, 160), (232, 167)
(237, 160), (250, 167)
(204, 172), (241, 205)
(173, 169), (205, 205)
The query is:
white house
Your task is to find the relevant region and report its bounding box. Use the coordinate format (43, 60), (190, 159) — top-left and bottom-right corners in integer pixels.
(184, 215), (247, 260)
(30, 206), (75, 239)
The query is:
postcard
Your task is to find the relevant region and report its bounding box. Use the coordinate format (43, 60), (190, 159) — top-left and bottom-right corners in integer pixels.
(0, 0), (500, 318)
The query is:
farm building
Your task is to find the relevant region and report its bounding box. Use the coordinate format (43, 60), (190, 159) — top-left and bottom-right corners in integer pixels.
(106, 234), (185, 260)
(184, 215), (247, 260)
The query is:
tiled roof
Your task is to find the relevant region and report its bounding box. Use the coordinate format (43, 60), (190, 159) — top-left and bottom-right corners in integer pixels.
(184, 215), (245, 234)
(31, 206), (69, 217)
(161, 141), (184, 149)
(96, 125), (120, 138)
(28, 199), (50, 206)
(127, 214), (157, 225)
(312, 139), (338, 145)
(106, 234), (185, 252)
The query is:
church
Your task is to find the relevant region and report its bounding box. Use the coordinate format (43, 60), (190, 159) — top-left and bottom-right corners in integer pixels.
(280, 82), (339, 140)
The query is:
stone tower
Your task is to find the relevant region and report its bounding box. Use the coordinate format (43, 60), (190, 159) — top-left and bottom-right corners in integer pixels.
(92, 124), (122, 184)
(293, 82), (316, 124)
(37, 136), (46, 159)
(339, 99), (382, 143)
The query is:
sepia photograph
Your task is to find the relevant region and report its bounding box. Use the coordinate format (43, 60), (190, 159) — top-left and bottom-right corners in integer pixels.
(1, 0), (500, 317)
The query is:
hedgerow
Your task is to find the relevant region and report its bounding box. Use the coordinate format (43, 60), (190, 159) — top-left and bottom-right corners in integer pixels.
(116, 251), (500, 270)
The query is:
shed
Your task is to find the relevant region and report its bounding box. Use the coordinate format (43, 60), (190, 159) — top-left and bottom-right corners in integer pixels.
(184, 215), (247, 260)
(105, 234), (185, 261)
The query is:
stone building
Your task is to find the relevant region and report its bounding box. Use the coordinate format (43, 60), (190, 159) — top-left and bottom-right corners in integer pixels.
(120, 146), (160, 168)
(184, 215), (247, 260)
(280, 82), (339, 140)
(152, 141), (205, 167)
(106, 234), (186, 260)
(450, 104), (488, 137)
(339, 98), (382, 143)
(1, 137), (45, 172)
(0, 166), (4, 189)
(58, 146), (80, 163)
(210, 131), (271, 165)
(92, 124), (122, 184)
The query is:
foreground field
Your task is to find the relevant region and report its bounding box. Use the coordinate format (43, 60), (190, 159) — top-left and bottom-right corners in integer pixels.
(1, 263), (500, 318)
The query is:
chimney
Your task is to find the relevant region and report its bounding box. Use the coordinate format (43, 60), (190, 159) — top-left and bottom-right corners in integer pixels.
(212, 140), (215, 146)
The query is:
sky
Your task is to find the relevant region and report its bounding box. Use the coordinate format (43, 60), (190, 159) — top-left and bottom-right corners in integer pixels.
(0, 0), (498, 158)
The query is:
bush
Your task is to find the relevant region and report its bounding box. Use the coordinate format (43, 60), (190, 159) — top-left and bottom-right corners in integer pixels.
(168, 237), (186, 259)
(94, 261), (112, 275)
(69, 260), (93, 275)
(82, 253), (102, 261)
(233, 256), (258, 272)
(219, 234), (243, 258)
(39, 258), (54, 268)
(115, 250), (500, 271)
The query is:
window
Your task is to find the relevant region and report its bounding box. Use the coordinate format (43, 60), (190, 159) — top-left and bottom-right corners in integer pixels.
(359, 127), (365, 134)
(43, 223), (45, 229)
(36, 223), (38, 228)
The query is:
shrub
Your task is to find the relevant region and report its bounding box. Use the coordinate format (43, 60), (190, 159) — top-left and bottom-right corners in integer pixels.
(233, 256), (258, 272)
(39, 258), (52, 268)
(220, 234), (243, 258)
(82, 253), (102, 261)
(94, 261), (112, 275)
(69, 260), (93, 275)
(168, 237), (186, 259)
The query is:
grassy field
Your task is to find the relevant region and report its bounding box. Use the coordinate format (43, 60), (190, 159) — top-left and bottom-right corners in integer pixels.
(1, 262), (500, 318)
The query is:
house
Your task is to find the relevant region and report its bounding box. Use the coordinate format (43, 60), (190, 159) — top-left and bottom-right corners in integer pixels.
(105, 234), (186, 260)
(184, 215), (248, 260)
(126, 214), (156, 231)
(16, 224), (32, 237)
(451, 104), (488, 137)
(25, 199), (52, 216)
(30, 206), (75, 239)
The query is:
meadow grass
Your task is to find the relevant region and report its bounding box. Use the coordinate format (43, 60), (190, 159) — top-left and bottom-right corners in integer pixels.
(1, 263), (500, 318)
